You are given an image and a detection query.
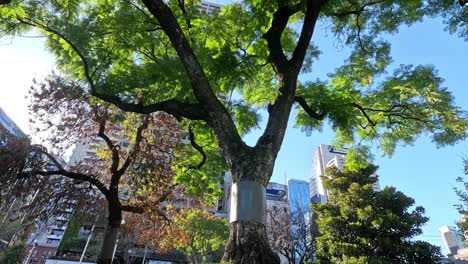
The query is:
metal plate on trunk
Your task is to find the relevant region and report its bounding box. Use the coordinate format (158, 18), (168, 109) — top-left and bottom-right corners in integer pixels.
(229, 181), (266, 224)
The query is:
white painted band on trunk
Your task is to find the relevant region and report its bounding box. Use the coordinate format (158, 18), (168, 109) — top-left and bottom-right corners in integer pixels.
(229, 181), (266, 224)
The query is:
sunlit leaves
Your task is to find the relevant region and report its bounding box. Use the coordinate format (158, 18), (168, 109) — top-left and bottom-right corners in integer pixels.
(172, 121), (225, 204)
(296, 61), (467, 160)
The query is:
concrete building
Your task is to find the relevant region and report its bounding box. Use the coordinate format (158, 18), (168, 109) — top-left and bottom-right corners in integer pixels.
(310, 144), (380, 204)
(197, 1), (222, 13)
(440, 225), (464, 257)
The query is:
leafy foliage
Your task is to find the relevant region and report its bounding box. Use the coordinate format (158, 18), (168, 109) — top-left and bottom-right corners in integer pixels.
(139, 207), (229, 264)
(455, 158), (468, 242)
(0, 0), (465, 164)
(0, 241), (25, 264)
(312, 165), (443, 264)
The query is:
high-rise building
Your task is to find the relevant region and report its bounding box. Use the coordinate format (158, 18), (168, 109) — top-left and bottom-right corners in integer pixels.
(439, 225), (463, 256)
(310, 144), (346, 204)
(310, 144), (380, 204)
(287, 179), (311, 219)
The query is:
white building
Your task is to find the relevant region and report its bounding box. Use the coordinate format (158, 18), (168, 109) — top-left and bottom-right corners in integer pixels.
(439, 225), (464, 257)
(197, 1), (222, 13)
(0, 106), (23, 136)
(310, 144), (380, 204)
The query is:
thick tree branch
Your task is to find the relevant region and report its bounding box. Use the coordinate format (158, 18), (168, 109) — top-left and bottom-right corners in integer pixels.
(93, 95), (209, 121)
(31, 145), (66, 171)
(16, 17), (208, 121)
(118, 117), (149, 176)
(97, 120), (120, 182)
(294, 96), (325, 120)
(263, 3), (299, 74)
(256, 1), (327, 162)
(177, 0), (192, 29)
(351, 103), (376, 127)
(290, 0), (325, 71)
(121, 204), (144, 214)
(19, 170), (109, 196)
(187, 126), (207, 170)
(141, 0), (247, 164)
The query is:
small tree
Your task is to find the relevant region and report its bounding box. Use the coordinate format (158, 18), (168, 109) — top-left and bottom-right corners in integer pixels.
(266, 203), (316, 263)
(0, 241), (25, 264)
(312, 165), (442, 264)
(135, 208), (229, 264)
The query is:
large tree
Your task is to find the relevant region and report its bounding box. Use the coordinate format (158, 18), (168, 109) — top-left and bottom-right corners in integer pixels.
(312, 165), (443, 264)
(1, 0), (467, 263)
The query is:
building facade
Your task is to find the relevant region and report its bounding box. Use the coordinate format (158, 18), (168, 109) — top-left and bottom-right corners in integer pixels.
(287, 179), (311, 219)
(440, 225), (464, 257)
(310, 144), (380, 204)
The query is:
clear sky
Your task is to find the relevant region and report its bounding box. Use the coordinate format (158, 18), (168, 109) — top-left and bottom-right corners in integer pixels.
(0, 4), (466, 254)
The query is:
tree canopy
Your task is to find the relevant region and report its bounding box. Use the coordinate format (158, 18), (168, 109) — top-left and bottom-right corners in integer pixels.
(312, 165), (443, 264)
(0, 0), (465, 168)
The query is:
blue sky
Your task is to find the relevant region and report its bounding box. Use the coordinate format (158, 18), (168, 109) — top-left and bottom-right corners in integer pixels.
(0, 3), (466, 254)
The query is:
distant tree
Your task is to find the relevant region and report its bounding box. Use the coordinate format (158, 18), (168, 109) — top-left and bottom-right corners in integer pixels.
(1, 0), (467, 262)
(312, 165), (443, 264)
(266, 202), (316, 263)
(0, 214), (25, 264)
(455, 158), (468, 242)
(0, 241), (25, 264)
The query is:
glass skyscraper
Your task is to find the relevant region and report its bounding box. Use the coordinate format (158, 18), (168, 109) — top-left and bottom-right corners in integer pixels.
(287, 179), (311, 219)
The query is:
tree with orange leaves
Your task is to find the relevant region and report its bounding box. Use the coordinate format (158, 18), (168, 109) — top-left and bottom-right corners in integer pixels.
(129, 207), (228, 264)
(6, 73), (187, 264)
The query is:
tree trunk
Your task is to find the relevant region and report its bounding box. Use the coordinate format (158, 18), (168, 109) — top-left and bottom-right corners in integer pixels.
(222, 221), (280, 264)
(221, 156), (281, 263)
(97, 193), (122, 264)
(97, 223), (120, 264)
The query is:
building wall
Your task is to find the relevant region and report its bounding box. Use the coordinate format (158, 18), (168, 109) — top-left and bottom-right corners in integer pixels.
(310, 144), (346, 204)
(440, 225), (463, 256)
(25, 245), (57, 264)
(310, 144), (380, 204)
(287, 179), (311, 218)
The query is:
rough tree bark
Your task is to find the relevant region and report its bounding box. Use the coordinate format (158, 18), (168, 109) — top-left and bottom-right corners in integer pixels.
(223, 221), (280, 264)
